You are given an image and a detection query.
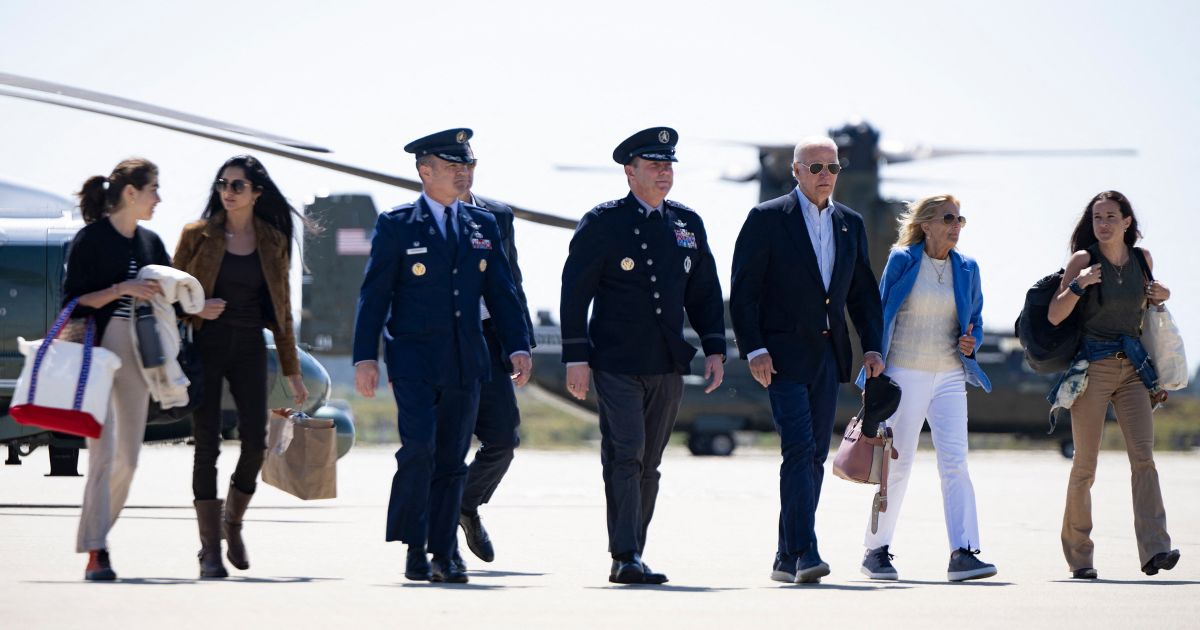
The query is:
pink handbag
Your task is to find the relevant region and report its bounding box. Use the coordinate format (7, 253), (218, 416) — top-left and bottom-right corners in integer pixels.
(832, 409), (897, 533)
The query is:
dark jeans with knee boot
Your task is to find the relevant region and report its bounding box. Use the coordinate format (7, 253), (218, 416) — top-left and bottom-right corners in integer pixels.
(191, 322), (268, 576)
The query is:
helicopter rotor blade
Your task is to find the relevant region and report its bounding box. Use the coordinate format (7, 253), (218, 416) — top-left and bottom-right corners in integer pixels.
(880, 145), (1137, 165)
(0, 86), (580, 231)
(0, 72), (332, 153)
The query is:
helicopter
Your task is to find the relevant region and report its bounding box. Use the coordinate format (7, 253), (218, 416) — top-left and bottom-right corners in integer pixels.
(0, 73), (1139, 460)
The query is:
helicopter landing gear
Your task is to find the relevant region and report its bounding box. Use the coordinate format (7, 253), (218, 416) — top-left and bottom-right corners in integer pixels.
(46, 445), (82, 476)
(5, 443), (20, 465)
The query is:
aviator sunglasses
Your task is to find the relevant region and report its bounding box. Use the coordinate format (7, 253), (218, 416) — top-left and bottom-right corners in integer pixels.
(939, 213), (967, 226)
(213, 178), (253, 194)
(798, 162), (843, 175)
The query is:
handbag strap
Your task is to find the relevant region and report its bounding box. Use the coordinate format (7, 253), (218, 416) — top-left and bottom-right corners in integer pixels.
(27, 298), (96, 411)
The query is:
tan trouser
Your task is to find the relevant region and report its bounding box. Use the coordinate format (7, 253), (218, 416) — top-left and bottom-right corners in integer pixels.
(76, 321), (150, 553)
(1061, 356), (1171, 570)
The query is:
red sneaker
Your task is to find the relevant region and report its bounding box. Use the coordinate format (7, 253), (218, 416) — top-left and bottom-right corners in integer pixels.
(85, 549), (117, 581)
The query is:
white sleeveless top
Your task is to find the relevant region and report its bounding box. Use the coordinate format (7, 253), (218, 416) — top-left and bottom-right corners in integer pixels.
(887, 252), (960, 372)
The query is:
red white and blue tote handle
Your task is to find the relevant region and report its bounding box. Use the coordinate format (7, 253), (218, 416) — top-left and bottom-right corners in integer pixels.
(27, 297), (95, 411)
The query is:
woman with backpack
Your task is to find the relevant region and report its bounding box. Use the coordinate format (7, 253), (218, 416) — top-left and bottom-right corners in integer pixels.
(1047, 190), (1179, 580)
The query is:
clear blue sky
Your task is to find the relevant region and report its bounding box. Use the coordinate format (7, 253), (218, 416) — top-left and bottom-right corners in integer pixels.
(1, 0), (1196, 368)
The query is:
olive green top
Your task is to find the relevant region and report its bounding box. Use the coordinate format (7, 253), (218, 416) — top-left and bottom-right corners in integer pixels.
(1080, 244), (1146, 340)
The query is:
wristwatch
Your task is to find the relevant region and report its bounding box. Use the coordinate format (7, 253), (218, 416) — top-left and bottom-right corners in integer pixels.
(1068, 278), (1086, 297)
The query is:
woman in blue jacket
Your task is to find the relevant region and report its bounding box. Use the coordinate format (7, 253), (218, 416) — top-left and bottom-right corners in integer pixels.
(855, 194), (996, 582)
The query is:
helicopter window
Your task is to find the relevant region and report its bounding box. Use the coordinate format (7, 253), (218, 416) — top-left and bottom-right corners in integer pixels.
(0, 206), (69, 219)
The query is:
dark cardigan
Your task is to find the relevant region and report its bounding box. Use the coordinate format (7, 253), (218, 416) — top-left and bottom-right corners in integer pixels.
(61, 217), (172, 343)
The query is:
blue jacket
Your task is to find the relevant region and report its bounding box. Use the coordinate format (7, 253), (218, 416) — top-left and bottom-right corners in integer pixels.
(351, 197), (531, 387)
(855, 242), (991, 392)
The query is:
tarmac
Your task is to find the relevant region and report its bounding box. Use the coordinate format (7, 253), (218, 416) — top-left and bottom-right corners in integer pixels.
(1, 444), (1197, 629)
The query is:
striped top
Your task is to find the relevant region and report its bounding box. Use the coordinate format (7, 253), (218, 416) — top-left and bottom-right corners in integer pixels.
(110, 255), (138, 318)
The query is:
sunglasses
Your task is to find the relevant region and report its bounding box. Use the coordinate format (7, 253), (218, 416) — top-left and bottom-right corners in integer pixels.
(213, 178), (253, 194)
(939, 213), (967, 226)
(798, 162), (843, 175)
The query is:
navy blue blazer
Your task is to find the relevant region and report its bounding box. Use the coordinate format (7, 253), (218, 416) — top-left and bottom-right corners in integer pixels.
(729, 191), (883, 383)
(560, 193), (726, 375)
(351, 197), (531, 387)
(473, 194), (536, 353)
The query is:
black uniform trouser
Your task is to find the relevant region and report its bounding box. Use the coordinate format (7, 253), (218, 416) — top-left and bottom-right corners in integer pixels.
(461, 323), (522, 514)
(192, 322), (268, 501)
(592, 369), (683, 559)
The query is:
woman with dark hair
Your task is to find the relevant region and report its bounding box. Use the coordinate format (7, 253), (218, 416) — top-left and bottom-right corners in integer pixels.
(65, 158), (169, 581)
(1047, 190), (1179, 580)
(174, 155), (309, 578)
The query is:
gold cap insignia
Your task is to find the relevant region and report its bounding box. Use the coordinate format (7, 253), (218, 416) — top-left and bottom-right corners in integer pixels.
(620, 257), (635, 271)
(658, 130), (670, 144)
(456, 130), (467, 143)
(412, 262), (426, 276)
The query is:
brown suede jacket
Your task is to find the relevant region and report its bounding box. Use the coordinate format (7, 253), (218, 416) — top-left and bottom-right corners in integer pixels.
(173, 216), (300, 376)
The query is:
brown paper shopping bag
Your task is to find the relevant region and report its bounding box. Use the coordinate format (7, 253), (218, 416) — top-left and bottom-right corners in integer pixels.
(262, 408), (338, 500)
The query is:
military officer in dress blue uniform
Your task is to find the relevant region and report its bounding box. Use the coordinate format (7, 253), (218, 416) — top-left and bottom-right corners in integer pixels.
(453, 158), (537, 566)
(560, 127), (727, 585)
(730, 136), (884, 584)
(352, 128), (533, 584)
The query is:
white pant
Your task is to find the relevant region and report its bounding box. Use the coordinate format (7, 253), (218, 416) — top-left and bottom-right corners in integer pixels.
(863, 365), (981, 552)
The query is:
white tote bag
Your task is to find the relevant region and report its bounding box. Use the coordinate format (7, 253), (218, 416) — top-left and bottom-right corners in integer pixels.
(9, 300), (122, 438)
(1142, 305), (1188, 391)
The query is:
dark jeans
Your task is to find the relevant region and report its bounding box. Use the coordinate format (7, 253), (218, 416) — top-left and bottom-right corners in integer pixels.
(192, 322), (268, 501)
(461, 323), (522, 513)
(768, 340), (838, 564)
(386, 378), (480, 557)
(592, 369), (683, 559)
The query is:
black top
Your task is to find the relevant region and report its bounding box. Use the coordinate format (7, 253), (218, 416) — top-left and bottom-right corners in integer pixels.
(62, 217), (172, 343)
(110, 255), (139, 319)
(212, 250), (265, 328)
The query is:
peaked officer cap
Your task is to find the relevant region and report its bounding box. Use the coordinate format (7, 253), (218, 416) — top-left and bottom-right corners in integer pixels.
(404, 128), (476, 164)
(613, 127), (679, 165)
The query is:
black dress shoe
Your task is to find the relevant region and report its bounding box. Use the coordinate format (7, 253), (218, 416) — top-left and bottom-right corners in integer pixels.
(452, 548), (468, 572)
(431, 555), (469, 583)
(1071, 568), (1098, 579)
(459, 511), (495, 562)
(640, 561), (669, 585)
(1142, 549), (1181, 576)
(405, 545), (431, 581)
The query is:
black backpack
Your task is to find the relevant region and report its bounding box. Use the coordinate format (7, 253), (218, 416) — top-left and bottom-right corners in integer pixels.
(1014, 251), (1097, 374)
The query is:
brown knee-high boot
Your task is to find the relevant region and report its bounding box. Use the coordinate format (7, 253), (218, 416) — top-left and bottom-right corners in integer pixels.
(223, 483), (252, 570)
(194, 499), (228, 578)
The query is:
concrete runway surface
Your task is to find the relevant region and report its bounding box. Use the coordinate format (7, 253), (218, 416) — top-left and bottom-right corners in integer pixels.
(1, 445), (1197, 629)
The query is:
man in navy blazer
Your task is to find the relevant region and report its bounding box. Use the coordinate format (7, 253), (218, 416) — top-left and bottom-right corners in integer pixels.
(730, 136), (884, 584)
(454, 166), (537, 566)
(352, 129), (532, 584)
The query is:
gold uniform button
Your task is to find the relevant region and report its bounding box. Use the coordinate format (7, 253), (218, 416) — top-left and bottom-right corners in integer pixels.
(453, 289), (459, 296)
(654, 292), (660, 299)
(650, 275), (657, 282)
(655, 308), (662, 314)
(825, 298), (830, 305)
(633, 228), (640, 235)
(455, 310), (461, 317)
(647, 259), (653, 266)
(641, 243), (648, 250)
(479, 259), (487, 273)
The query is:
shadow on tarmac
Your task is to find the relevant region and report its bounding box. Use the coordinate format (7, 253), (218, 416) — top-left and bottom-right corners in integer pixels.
(377, 583), (541, 590)
(468, 569), (547, 578)
(27, 576), (342, 585)
(1051, 579), (1200, 586)
(0, 512), (334, 524)
(587, 585), (746, 592)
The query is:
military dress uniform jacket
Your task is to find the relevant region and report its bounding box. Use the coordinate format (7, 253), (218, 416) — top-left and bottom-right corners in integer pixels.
(729, 193), (883, 383)
(474, 195), (536, 355)
(352, 198), (531, 387)
(560, 193), (726, 375)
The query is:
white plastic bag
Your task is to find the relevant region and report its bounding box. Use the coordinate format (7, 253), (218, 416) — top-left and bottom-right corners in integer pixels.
(1142, 305), (1188, 391)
